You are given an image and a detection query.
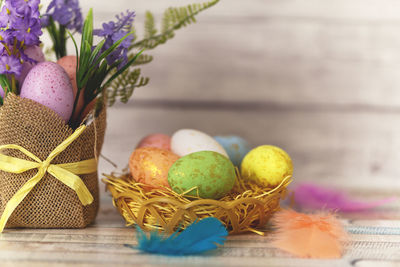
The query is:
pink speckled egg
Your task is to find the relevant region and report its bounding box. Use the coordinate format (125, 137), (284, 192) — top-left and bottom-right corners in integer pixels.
(0, 85), (5, 98)
(20, 62), (74, 122)
(129, 147), (179, 189)
(137, 134), (171, 150)
(17, 45), (45, 86)
(57, 55), (96, 122)
(57, 55), (84, 120)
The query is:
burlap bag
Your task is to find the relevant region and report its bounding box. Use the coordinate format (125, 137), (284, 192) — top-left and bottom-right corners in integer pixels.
(0, 94), (106, 229)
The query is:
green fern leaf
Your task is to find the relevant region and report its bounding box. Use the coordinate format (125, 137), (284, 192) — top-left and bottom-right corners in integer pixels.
(144, 11), (157, 39)
(107, 68), (149, 106)
(131, 53), (153, 66)
(131, 0), (219, 50)
(107, 0), (219, 106)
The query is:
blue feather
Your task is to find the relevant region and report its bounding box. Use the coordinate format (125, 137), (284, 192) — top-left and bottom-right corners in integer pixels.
(125, 217), (228, 256)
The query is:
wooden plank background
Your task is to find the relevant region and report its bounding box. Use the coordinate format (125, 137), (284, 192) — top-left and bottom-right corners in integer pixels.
(1, 1), (399, 266)
(50, 0), (400, 192)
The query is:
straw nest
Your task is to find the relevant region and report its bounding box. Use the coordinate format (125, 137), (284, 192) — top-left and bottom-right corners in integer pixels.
(103, 171), (291, 235)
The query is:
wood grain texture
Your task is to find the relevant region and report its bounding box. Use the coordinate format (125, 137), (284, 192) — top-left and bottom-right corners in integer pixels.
(0, 195), (398, 267)
(100, 106), (400, 191)
(43, 0), (400, 106)
(5, 1), (400, 265)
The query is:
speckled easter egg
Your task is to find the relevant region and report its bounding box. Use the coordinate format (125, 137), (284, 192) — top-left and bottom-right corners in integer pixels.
(129, 147), (180, 189)
(168, 151), (236, 199)
(0, 85), (5, 98)
(171, 129), (228, 157)
(57, 55), (86, 120)
(214, 135), (251, 167)
(17, 45), (45, 86)
(137, 134), (171, 150)
(241, 145), (293, 188)
(20, 62), (74, 122)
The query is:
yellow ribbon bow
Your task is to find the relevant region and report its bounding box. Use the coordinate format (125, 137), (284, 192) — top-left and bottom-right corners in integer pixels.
(0, 125), (96, 232)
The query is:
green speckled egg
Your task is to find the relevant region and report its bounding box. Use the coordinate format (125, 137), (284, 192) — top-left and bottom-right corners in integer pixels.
(168, 151), (236, 199)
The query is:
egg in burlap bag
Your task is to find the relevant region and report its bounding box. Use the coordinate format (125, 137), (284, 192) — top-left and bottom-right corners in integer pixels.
(0, 94), (106, 229)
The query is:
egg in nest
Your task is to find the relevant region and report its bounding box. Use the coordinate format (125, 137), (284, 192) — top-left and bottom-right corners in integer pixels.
(129, 147), (179, 189)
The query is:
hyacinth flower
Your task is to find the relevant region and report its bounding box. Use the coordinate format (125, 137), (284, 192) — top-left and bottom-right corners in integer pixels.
(41, 0), (83, 59)
(94, 10), (135, 68)
(68, 9), (142, 127)
(0, 0), (42, 98)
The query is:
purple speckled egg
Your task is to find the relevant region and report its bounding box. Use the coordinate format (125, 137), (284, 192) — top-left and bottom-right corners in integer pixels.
(17, 46), (45, 86)
(20, 62), (74, 122)
(0, 85), (4, 98)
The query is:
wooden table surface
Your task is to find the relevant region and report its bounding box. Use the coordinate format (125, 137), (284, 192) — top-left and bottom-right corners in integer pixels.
(2, 0), (400, 266)
(0, 192), (399, 267)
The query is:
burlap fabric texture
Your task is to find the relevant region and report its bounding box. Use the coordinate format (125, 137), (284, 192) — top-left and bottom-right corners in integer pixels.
(0, 94), (106, 229)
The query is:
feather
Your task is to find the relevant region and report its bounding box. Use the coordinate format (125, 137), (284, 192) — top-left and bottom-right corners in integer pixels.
(293, 183), (396, 212)
(126, 217), (228, 256)
(271, 209), (348, 259)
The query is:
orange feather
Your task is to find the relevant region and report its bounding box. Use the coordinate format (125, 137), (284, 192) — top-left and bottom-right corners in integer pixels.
(271, 209), (348, 259)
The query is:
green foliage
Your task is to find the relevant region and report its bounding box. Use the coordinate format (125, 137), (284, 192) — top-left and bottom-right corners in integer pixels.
(0, 74), (11, 103)
(132, 54), (153, 66)
(46, 17), (67, 59)
(107, 68), (149, 106)
(132, 0), (219, 50)
(107, 0), (219, 106)
(69, 9), (140, 127)
(144, 12), (157, 39)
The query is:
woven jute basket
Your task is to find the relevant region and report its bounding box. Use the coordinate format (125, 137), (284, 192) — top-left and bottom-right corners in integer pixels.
(103, 171), (291, 235)
(0, 94), (106, 229)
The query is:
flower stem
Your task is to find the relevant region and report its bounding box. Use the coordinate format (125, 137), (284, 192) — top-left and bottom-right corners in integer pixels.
(59, 25), (67, 58)
(11, 75), (17, 94)
(69, 86), (85, 128)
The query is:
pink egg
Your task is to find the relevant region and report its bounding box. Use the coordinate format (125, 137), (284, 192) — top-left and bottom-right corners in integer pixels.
(137, 134), (172, 150)
(56, 55), (96, 122)
(0, 85), (5, 98)
(57, 55), (84, 120)
(20, 62), (74, 122)
(17, 46), (45, 86)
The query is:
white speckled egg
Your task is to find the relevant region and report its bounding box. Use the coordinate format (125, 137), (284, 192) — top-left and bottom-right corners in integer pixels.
(171, 129), (228, 157)
(17, 45), (45, 86)
(20, 62), (74, 122)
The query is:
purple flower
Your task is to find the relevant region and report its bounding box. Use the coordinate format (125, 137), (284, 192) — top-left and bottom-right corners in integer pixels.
(0, 2), (17, 27)
(94, 10), (135, 68)
(0, 0), (42, 68)
(10, 0), (40, 17)
(94, 10), (135, 37)
(0, 29), (14, 45)
(42, 0), (83, 32)
(94, 22), (115, 37)
(0, 0), (40, 28)
(0, 55), (22, 76)
(111, 31), (133, 49)
(13, 16), (42, 46)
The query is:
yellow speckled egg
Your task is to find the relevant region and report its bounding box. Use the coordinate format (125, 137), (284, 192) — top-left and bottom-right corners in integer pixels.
(129, 147), (180, 189)
(241, 145), (293, 187)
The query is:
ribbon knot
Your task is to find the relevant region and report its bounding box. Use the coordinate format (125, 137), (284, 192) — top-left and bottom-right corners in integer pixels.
(0, 125), (97, 232)
(41, 159), (51, 172)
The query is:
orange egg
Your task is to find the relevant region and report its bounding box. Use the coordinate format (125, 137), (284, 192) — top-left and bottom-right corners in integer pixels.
(129, 147), (179, 189)
(137, 134), (171, 150)
(57, 55), (84, 120)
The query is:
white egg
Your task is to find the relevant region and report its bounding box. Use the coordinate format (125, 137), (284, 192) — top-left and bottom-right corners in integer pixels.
(171, 129), (229, 157)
